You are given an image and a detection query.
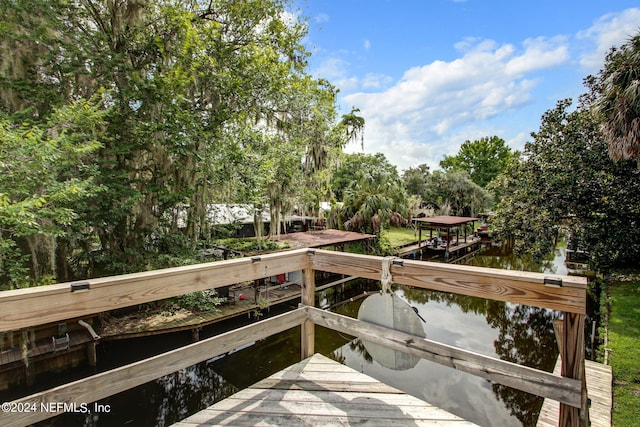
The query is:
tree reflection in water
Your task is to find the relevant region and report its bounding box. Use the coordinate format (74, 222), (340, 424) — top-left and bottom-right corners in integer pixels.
(405, 287), (559, 426)
(487, 303), (558, 426)
(153, 363), (238, 426)
(339, 286), (559, 427)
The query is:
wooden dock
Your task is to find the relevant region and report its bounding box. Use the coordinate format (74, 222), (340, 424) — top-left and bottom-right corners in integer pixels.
(536, 358), (612, 427)
(172, 353), (478, 426)
(0, 248), (590, 427)
(397, 236), (482, 261)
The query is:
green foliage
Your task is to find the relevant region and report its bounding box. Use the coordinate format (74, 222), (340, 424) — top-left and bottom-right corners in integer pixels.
(298, 91), (364, 217)
(336, 153), (408, 234)
(372, 232), (396, 256)
(401, 164), (430, 197)
(429, 170), (494, 216)
(336, 107), (365, 148)
(492, 98), (640, 271)
(177, 290), (226, 312)
(332, 153), (395, 201)
(1, 0), (348, 284)
(0, 239), (29, 290)
(402, 164), (494, 216)
(440, 136), (515, 188)
(0, 99), (103, 288)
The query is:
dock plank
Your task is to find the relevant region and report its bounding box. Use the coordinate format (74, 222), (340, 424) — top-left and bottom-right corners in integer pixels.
(173, 413), (472, 427)
(253, 378), (403, 394)
(536, 358), (612, 427)
(173, 353), (478, 426)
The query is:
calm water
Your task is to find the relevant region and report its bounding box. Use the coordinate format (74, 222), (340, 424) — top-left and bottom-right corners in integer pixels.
(331, 286), (558, 427)
(465, 238), (569, 275)
(7, 243), (583, 427)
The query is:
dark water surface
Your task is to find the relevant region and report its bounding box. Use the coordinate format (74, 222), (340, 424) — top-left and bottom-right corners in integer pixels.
(5, 244), (583, 427)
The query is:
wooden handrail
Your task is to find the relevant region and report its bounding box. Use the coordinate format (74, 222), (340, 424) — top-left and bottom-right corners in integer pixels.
(0, 247), (588, 427)
(0, 308), (307, 427)
(0, 248), (587, 333)
(0, 249), (311, 332)
(309, 249), (587, 313)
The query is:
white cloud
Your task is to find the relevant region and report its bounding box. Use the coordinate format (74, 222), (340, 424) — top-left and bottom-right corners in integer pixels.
(577, 8), (640, 71)
(334, 76), (360, 92)
(363, 39), (371, 50)
(330, 9), (640, 172)
(313, 55), (350, 80)
(361, 72), (393, 89)
(342, 37), (560, 170)
(339, 35), (574, 171)
(506, 36), (569, 76)
(313, 55), (393, 93)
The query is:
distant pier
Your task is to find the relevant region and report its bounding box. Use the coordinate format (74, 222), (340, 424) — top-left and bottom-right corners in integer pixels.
(401, 215), (484, 261)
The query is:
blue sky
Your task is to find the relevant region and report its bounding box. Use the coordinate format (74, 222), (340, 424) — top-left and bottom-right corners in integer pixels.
(292, 1), (640, 172)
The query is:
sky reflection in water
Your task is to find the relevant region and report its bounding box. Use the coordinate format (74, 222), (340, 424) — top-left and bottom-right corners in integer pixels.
(333, 290), (519, 427)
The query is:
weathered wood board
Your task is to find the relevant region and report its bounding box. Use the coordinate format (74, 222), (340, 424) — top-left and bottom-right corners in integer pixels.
(172, 353), (478, 426)
(537, 358), (612, 427)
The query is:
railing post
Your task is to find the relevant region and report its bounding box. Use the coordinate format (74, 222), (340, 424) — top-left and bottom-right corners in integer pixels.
(300, 267), (315, 359)
(559, 312), (587, 427)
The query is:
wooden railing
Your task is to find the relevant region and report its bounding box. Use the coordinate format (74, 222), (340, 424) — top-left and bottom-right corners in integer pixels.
(0, 248), (588, 427)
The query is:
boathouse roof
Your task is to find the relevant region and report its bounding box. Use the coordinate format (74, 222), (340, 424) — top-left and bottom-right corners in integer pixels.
(412, 215), (479, 227)
(274, 229), (375, 249)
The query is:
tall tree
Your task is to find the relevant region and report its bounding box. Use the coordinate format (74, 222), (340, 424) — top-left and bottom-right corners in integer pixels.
(440, 136), (515, 187)
(1, 0), (333, 276)
(0, 100), (103, 288)
(401, 164), (430, 199)
(422, 170), (493, 217)
(492, 98), (640, 271)
(331, 153), (391, 202)
(402, 163), (493, 217)
(300, 95), (365, 216)
(591, 31), (640, 165)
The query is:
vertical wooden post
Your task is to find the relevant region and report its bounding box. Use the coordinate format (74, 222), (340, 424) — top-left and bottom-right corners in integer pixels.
(301, 267), (315, 359)
(87, 341), (97, 367)
(553, 318), (564, 354)
(25, 360), (35, 386)
(559, 312), (587, 427)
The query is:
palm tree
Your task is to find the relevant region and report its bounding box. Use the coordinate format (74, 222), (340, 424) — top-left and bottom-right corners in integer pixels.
(592, 32), (640, 165)
(343, 166), (408, 234)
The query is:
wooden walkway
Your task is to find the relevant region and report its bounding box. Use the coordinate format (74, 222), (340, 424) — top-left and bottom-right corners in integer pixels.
(537, 358), (612, 427)
(172, 353), (478, 426)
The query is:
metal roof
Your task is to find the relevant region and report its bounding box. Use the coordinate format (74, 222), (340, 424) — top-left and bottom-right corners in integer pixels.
(412, 215), (479, 227)
(273, 229), (376, 249)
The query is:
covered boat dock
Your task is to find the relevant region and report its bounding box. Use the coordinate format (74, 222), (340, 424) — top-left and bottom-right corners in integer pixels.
(411, 215), (482, 260)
